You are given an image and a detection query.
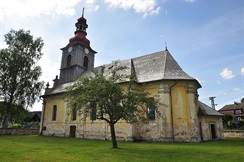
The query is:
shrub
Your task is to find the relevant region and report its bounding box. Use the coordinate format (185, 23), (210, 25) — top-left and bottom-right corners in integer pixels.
(8, 123), (22, 128)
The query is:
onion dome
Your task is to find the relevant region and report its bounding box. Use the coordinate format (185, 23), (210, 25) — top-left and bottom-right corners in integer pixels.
(69, 8), (90, 46)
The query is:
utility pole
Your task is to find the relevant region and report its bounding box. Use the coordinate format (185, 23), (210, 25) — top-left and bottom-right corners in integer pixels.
(209, 96), (217, 110)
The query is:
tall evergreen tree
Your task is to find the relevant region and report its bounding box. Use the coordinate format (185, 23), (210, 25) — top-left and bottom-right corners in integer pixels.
(0, 29), (44, 127)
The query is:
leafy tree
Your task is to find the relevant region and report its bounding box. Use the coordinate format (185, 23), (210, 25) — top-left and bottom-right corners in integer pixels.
(223, 114), (233, 123)
(241, 98), (244, 103)
(0, 29), (44, 128)
(67, 62), (158, 149)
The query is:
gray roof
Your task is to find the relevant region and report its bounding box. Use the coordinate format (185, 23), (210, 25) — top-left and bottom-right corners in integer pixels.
(43, 82), (73, 96)
(132, 50), (197, 82)
(198, 101), (223, 116)
(43, 50), (200, 97)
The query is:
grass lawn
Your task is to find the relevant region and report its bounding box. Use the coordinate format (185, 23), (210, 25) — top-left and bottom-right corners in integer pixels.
(0, 135), (243, 162)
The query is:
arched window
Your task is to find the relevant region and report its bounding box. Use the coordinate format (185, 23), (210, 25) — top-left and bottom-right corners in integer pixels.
(52, 105), (57, 121)
(147, 98), (155, 121)
(72, 104), (77, 121)
(83, 56), (88, 68)
(67, 55), (71, 67)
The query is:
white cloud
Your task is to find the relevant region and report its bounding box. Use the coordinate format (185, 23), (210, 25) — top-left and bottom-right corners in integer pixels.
(220, 68), (235, 79)
(85, 0), (96, 4)
(241, 67), (244, 75)
(0, 0), (81, 19)
(233, 88), (240, 92)
(85, 0), (100, 12)
(104, 0), (160, 17)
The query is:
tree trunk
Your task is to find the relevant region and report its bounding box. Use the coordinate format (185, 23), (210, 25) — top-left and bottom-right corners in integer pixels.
(110, 123), (118, 149)
(2, 103), (10, 128)
(2, 115), (9, 128)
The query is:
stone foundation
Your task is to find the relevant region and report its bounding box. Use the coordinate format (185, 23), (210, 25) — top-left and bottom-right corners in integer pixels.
(224, 130), (244, 138)
(0, 128), (39, 135)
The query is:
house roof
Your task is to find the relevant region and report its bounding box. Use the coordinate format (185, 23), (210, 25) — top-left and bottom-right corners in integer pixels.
(30, 111), (42, 119)
(218, 103), (244, 111)
(43, 50), (201, 97)
(198, 101), (223, 116)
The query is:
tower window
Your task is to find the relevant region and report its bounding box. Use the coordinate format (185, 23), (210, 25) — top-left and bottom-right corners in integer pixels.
(83, 56), (89, 68)
(52, 105), (57, 121)
(67, 55), (71, 67)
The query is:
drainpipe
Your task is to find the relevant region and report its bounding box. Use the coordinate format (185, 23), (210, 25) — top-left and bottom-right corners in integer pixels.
(40, 99), (45, 135)
(169, 81), (178, 142)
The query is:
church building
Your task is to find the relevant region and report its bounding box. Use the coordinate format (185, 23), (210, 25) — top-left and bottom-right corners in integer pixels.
(40, 11), (223, 142)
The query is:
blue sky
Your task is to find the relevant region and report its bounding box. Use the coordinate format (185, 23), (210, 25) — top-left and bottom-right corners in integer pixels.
(0, 0), (243, 111)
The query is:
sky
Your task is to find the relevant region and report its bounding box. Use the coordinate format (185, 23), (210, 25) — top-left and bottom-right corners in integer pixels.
(0, 0), (243, 111)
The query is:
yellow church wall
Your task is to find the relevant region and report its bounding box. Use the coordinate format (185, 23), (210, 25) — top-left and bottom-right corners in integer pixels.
(41, 79), (223, 142)
(69, 117), (133, 141)
(42, 94), (67, 136)
(166, 81), (200, 142)
(157, 82), (172, 140)
(42, 90), (134, 140)
(131, 81), (165, 141)
(128, 80), (201, 142)
(187, 82), (200, 141)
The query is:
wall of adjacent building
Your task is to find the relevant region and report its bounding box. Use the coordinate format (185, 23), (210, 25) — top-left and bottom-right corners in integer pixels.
(199, 115), (223, 140)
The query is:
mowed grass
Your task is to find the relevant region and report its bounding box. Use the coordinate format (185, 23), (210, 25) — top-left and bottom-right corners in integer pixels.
(0, 135), (243, 162)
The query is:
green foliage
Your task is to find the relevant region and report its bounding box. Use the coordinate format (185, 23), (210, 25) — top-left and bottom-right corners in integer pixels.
(0, 29), (44, 127)
(223, 114), (233, 123)
(0, 135), (243, 161)
(222, 114), (244, 130)
(23, 114), (32, 123)
(8, 123), (22, 128)
(0, 102), (29, 125)
(241, 98), (244, 103)
(67, 62), (158, 148)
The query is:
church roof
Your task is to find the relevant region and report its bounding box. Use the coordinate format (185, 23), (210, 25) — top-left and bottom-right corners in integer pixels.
(94, 50), (200, 84)
(43, 50), (200, 97)
(130, 50), (197, 83)
(198, 101), (223, 116)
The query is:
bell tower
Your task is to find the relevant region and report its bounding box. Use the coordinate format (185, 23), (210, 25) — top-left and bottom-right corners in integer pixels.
(58, 8), (97, 85)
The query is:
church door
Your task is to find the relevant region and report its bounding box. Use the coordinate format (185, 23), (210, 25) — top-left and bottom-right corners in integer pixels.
(210, 124), (216, 140)
(69, 125), (76, 137)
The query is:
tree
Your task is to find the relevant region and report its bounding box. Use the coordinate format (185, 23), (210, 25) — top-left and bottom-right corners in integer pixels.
(0, 102), (29, 126)
(241, 98), (244, 103)
(0, 29), (44, 128)
(67, 62), (158, 149)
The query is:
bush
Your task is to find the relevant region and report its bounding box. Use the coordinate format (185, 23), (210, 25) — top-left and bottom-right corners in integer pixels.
(8, 123), (22, 128)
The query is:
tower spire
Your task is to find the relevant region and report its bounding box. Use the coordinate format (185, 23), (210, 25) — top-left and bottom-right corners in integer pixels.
(69, 7), (90, 46)
(82, 7), (84, 17)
